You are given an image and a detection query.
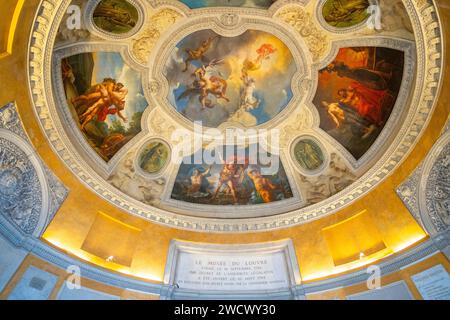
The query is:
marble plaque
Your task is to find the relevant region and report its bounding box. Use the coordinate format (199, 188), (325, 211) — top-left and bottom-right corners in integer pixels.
(411, 265), (450, 300)
(164, 240), (301, 292)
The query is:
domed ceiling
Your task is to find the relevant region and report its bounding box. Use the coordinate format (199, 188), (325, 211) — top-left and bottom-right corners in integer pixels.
(28, 0), (443, 232)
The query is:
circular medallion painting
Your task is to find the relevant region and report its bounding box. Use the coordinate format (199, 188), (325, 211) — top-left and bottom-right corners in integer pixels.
(138, 141), (170, 175)
(293, 139), (325, 172)
(93, 0), (139, 35)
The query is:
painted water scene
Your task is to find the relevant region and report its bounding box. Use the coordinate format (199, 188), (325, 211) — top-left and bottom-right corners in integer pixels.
(313, 47), (404, 160)
(171, 145), (293, 205)
(165, 29), (296, 128)
(61, 52), (148, 161)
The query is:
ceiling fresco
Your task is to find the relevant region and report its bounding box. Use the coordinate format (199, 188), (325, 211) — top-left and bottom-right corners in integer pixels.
(27, 0), (444, 230)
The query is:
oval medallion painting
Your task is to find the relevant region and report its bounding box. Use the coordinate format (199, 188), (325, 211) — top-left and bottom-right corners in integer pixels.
(293, 139), (325, 172)
(62, 52), (148, 162)
(165, 29), (297, 128)
(93, 0), (139, 35)
(138, 141), (170, 175)
(322, 0), (371, 28)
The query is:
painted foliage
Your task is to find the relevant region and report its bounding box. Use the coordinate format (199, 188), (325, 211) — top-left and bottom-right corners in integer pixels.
(93, 0), (139, 34)
(165, 29), (296, 128)
(61, 52), (148, 161)
(171, 145), (293, 205)
(322, 0), (371, 28)
(179, 0), (277, 9)
(314, 47), (404, 160)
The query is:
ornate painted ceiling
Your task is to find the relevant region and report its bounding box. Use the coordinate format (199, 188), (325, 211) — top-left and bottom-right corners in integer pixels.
(28, 0), (443, 232)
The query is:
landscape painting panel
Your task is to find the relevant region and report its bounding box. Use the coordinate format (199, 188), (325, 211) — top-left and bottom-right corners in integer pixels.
(61, 52), (148, 161)
(313, 47), (405, 160)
